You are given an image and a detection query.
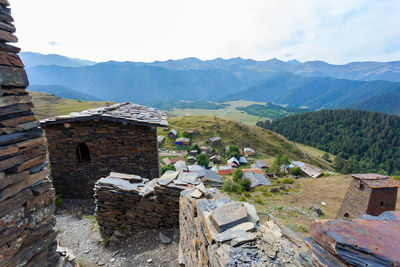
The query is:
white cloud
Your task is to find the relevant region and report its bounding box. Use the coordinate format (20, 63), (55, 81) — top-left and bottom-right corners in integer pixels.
(10, 0), (400, 63)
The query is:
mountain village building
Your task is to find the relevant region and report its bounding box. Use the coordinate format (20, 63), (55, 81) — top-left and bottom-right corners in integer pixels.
(336, 173), (400, 220)
(40, 102), (167, 198)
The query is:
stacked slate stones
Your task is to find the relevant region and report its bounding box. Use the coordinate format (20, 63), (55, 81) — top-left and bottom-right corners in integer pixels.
(179, 188), (315, 266)
(0, 1), (58, 266)
(95, 171), (194, 238)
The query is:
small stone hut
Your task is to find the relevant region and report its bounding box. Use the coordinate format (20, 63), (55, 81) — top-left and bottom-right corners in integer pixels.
(40, 102), (167, 198)
(336, 173), (400, 220)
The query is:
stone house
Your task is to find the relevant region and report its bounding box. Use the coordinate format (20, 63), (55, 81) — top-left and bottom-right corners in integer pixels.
(40, 102), (167, 198)
(208, 136), (222, 145)
(168, 129), (178, 139)
(336, 173), (400, 220)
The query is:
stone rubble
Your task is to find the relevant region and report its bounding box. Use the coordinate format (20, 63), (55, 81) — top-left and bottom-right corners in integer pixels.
(179, 187), (314, 266)
(0, 2), (58, 266)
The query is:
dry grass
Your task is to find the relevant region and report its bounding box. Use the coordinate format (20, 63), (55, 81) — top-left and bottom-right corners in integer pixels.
(231, 175), (400, 234)
(31, 91), (114, 120)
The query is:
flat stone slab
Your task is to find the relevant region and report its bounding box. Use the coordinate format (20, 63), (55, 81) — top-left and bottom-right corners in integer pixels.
(97, 177), (144, 192)
(157, 171), (179, 186)
(177, 172), (199, 185)
(210, 202), (248, 233)
(109, 172), (143, 182)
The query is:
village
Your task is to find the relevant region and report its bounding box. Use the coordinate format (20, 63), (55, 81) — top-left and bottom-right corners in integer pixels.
(0, 1), (400, 267)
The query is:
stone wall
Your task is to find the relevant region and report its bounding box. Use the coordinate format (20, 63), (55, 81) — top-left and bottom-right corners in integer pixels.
(336, 178), (372, 219)
(94, 172), (187, 238)
(0, 2), (58, 266)
(367, 187), (398, 216)
(179, 187), (314, 266)
(43, 120), (159, 198)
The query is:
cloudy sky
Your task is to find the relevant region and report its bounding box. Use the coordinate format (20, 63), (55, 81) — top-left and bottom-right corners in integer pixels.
(11, 0), (400, 64)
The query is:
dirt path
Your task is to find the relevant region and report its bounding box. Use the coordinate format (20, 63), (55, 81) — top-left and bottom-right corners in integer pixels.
(55, 203), (179, 267)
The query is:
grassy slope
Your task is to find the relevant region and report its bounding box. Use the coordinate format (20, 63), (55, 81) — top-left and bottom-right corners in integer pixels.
(168, 100), (268, 125)
(159, 115), (330, 169)
(231, 175), (400, 233)
(31, 91), (114, 120)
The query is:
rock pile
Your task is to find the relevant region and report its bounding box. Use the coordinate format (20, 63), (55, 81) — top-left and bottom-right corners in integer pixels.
(179, 188), (314, 266)
(95, 171), (197, 238)
(0, 2), (58, 266)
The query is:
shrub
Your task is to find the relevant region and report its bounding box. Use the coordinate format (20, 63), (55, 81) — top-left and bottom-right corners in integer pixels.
(394, 176), (400, 181)
(239, 178), (252, 192)
(222, 181), (243, 194)
(238, 196), (247, 202)
(232, 169), (243, 183)
(196, 154), (209, 167)
(55, 194), (62, 208)
(289, 167), (302, 176)
(244, 192), (251, 197)
(253, 196), (264, 205)
(227, 145), (240, 160)
(161, 164), (176, 175)
(276, 178), (294, 184)
(188, 144), (202, 154)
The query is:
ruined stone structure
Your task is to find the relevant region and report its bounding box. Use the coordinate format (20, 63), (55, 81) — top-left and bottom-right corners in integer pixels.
(40, 103), (167, 198)
(179, 187), (314, 266)
(0, 2), (58, 265)
(336, 173), (400, 220)
(95, 171), (189, 238)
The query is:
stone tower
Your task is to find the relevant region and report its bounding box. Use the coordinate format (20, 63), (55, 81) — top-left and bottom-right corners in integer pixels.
(0, 1), (58, 266)
(336, 174), (400, 220)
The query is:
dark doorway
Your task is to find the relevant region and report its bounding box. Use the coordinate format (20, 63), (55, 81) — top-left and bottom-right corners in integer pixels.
(77, 143), (91, 163)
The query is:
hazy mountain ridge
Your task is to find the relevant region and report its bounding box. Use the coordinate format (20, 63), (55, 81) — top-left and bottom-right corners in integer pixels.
(23, 52), (400, 109)
(348, 92), (400, 115)
(20, 52), (96, 68)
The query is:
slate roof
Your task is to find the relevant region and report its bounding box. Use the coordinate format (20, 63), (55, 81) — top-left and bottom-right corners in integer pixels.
(243, 172), (271, 187)
(40, 102), (168, 127)
(352, 173), (400, 188)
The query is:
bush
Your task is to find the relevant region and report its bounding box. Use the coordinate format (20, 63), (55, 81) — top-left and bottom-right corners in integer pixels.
(289, 167), (302, 176)
(161, 164), (176, 175)
(55, 194), (62, 208)
(227, 145), (240, 160)
(232, 169), (243, 183)
(239, 196), (247, 202)
(222, 181), (243, 193)
(196, 154), (209, 167)
(394, 176), (400, 181)
(188, 144), (202, 154)
(276, 178), (294, 184)
(239, 178), (252, 191)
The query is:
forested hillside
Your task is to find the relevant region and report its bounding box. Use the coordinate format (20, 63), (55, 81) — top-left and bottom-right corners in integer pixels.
(257, 109), (400, 174)
(349, 92), (400, 115)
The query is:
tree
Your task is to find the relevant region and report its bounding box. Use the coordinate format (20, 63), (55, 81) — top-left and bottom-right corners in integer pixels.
(271, 154), (281, 172)
(161, 164), (176, 175)
(227, 145), (240, 160)
(281, 154), (290, 173)
(188, 144), (202, 154)
(232, 169), (243, 183)
(196, 154), (209, 168)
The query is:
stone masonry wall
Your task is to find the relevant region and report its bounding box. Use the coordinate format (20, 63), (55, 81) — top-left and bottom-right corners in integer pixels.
(0, 2), (58, 266)
(179, 187), (314, 266)
(367, 187), (398, 216)
(95, 172), (187, 238)
(43, 120), (159, 198)
(336, 178), (372, 219)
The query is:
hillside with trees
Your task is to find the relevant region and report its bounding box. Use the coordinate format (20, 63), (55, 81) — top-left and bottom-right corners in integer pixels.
(256, 109), (400, 174)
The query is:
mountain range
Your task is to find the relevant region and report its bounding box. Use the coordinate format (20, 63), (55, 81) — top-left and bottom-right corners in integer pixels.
(23, 52), (400, 115)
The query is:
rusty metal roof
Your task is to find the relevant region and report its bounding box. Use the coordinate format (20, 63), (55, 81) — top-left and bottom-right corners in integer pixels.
(310, 211), (400, 266)
(351, 173), (400, 188)
(40, 102), (168, 127)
